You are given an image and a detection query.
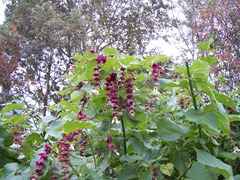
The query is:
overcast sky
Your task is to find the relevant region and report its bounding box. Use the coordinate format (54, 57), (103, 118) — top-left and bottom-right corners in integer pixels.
(0, 1), (6, 24)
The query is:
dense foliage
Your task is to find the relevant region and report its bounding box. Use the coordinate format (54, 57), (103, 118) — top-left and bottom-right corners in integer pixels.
(0, 0), (170, 116)
(171, 0), (240, 92)
(0, 40), (240, 179)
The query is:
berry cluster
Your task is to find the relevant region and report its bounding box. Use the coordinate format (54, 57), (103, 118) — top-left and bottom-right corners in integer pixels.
(77, 109), (88, 120)
(31, 145), (52, 180)
(124, 78), (135, 115)
(105, 135), (117, 153)
(229, 121), (240, 153)
(152, 167), (158, 180)
(57, 130), (85, 180)
(178, 96), (190, 109)
(105, 73), (119, 115)
(96, 54), (107, 64)
(93, 66), (101, 87)
(12, 125), (24, 149)
(151, 63), (164, 84)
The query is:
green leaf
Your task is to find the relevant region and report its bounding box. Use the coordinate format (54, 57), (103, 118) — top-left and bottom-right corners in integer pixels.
(146, 54), (168, 63)
(117, 165), (140, 180)
(63, 121), (96, 134)
(185, 109), (220, 134)
(118, 55), (136, 66)
(120, 155), (143, 163)
(102, 57), (120, 72)
(25, 133), (43, 145)
(140, 170), (153, 180)
(103, 47), (118, 56)
(0, 163), (20, 179)
(45, 120), (65, 139)
(11, 114), (27, 125)
(0, 103), (24, 114)
(217, 152), (240, 160)
(214, 93), (236, 111)
(172, 150), (190, 172)
(200, 56), (218, 65)
(57, 101), (78, 112)
(72, 53), (82, 61)
(204, 103), (230, 135)
(198, 37), (214, 51)
(143, 149), (163, 163)
(186, 162), (220, 180)
(0, 126), (13, 147)
(70, 90), (85, 102)
(194, 148), (233, 180)
(160, 163), (174, 176)
(129, 136), (146, 154)
(156, 118), (188, 141)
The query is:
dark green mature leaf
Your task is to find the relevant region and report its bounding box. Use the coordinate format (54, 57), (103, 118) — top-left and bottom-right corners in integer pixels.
(185, 109), (220, 134)
(186, 162), (220, 180)
(117, 165), (140, 180)
(172, 150), (190, 172)
(0, 126), (13, 147)
(195, 148), (234, 180)
(129, 136), (146, 154)
(140, 170), (153, 180)
(63, 121), (96, 134)
(0, 163), (20, 180)
(143, 149), (163, 163)
(120, 155), (143, 163)
(0, 104), (24, 114)
(217, 152), (240, 160)
(156, 118), (188, 141)
(204, 103), (230, 135)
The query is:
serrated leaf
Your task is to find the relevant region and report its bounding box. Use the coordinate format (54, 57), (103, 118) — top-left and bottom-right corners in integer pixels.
(194, 148), (233, 180)
(63, 121), (95, 134)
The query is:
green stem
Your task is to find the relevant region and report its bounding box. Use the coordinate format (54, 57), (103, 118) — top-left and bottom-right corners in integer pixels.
(69, 163), (80, 178)
(120, 117), (127, 155)
(185, 62), (203, 139)
(85, 132), (97, 169)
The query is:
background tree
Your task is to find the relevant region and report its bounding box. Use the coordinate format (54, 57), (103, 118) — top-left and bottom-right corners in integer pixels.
(171, 0), (240, 92)
(0, 0), (170, 116)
